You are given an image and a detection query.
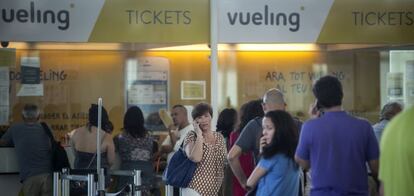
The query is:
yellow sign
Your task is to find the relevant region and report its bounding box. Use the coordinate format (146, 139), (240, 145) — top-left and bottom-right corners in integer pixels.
(318, 0), (414, 43)
(181, 81), (206, 100)
(89, 0), (209, 43)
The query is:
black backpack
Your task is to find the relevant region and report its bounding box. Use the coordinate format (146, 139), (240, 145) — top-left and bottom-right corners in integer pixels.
(40, 122), (71, 172)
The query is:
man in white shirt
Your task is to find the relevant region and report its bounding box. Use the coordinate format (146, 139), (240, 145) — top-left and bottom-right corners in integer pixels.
(161, 105), (193, 162)
(161, 105), (193, 196)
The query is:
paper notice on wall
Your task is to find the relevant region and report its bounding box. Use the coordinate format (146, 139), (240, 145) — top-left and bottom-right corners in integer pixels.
(406, 81), (414, 105)
(17, 84), (44, 96)
(0, 67), (9, 125)
(18, 56), (43, 96)
(387, 72), (403, 98)
(406, 61), (414, 81)
(128, 84), (166, 105)
(125, 57), (170, 131)
(0, 48), (14, 125)
(181, 81), (206, 100)
(136, 71), (168, 81)
(406, 61), (414, 106)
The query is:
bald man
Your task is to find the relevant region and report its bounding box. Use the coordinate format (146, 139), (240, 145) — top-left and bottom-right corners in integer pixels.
(228, 88), (302, 190)
(161, 105), (193, 162)
(161, 105), (193, 196)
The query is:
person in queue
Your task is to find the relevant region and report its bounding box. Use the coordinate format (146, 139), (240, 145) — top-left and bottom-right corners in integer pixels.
(228, 88), (302, 190)
(246, 110), (300, 196)
(181, 103), (227, 196)
(372, 102), (403, 142)
(295, 75), (380, 196)
(229, 99), (263, 196)
(160, 104), (193, 196)
(0, 104), (53, 196)
(114, 106), (160, 195)
(161, 105), (193, 163)
(216, 108), (238, 149)
(216, 108), (238, 195)
(69, 104), (115, 194)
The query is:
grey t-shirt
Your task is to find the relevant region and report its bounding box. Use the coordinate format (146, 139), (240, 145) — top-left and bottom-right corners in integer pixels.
(235, 117), (263, 164)
(1, 122), (52, 181)
(235, 117), (303, 164)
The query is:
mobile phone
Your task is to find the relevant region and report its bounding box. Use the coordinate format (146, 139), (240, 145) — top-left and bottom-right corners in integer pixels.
(310, 100), (323, 118)
(315, 100), (325, 116)
(315, 100), (322, 110)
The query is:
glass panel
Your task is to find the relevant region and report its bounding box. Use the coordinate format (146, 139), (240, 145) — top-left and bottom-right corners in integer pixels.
(3, 48), (211, 143)
(218, 45), (414, 123)
(389, 50), (414, 108)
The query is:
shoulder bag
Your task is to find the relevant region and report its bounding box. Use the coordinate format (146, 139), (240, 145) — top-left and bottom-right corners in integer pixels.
(40, 122), (70, 171)
(163, 131), (197, 188)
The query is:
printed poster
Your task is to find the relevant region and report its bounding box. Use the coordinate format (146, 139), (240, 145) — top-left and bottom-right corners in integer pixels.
(126, 57), (169, 131)
(387, 72), (403, 98)
(406, 61), (414, 106)
(0, 49), (14, 125)
(181, 81), (206, 100)
(17, 56), (44, 96)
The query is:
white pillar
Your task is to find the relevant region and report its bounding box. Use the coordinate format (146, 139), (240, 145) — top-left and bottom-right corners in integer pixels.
(97, 98), (104, 191)
(210, 0), (219, 129)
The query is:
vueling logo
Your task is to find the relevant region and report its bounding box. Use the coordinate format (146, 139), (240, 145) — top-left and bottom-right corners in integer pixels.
(1, 1), (70, 30)
(226, 5), (301, 32)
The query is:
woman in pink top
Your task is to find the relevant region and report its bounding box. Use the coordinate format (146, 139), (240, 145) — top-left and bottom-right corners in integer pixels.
(217, 108), (238, 196)
(230, 99), (264, 196)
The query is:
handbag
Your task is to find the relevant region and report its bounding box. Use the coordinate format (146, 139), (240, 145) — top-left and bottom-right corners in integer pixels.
(163, 131), (197, 188)
(40, 122), (70, 172)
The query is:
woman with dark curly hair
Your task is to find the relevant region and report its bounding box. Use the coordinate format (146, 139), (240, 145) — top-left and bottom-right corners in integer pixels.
(246, 110), (299, 196)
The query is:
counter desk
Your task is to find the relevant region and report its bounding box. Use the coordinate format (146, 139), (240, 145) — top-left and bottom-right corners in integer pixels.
(0, 147), (21, 195)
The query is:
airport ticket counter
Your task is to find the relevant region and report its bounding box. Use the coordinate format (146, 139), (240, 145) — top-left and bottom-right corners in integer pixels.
(0, 0), (413, 137)
(1, 0), (414, 195)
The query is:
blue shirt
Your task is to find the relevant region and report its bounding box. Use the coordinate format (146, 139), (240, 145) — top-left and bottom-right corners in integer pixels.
(296, 111), (379, 196)
(236, 117), (302, 164)
(372, 119), (389, 142)
(256, 154), (299, 196)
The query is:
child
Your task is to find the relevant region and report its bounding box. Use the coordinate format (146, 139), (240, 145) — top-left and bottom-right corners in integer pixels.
(246, 110), (300, 196)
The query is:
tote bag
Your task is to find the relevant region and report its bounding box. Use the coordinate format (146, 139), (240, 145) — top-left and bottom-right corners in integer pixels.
(163, 132), (197, 187)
